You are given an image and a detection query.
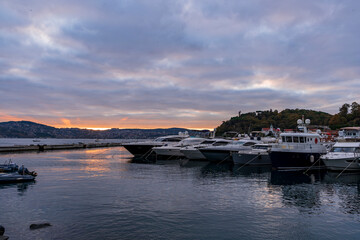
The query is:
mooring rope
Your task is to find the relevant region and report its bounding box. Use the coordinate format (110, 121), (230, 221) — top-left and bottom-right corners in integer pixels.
(235, 154), (260, 171)
(336, 157), (358, 179)
(303, 157), (322, 175)
(217, 154), (231, 165)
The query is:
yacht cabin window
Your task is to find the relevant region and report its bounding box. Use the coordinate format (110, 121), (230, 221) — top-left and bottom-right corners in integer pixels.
(285, 136), (292, 143)
(293, 137), (299, 143)
(213, 141), (229, 146)
(243, 142), (256, 146)
(166, 138), (182, 142)
(300, 137), (305, 143)
(332, 147), (359, 153)
(253, 145), (269, 150)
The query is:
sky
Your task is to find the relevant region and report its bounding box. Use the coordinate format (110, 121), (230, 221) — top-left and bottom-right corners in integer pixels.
(1, 0), (359, 130)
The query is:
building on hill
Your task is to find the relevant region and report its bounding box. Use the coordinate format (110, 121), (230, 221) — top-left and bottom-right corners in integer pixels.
(261, 124), (276, 136)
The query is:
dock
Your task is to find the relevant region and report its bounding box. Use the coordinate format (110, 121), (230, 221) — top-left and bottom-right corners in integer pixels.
(0, 142), (123, 153)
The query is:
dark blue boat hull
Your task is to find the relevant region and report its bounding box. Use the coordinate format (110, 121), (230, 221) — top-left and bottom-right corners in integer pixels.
(269, 151), (325, 170)
(199, 149), (233, 163)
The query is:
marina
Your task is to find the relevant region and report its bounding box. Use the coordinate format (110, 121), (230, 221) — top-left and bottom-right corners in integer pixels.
(1, 120), (360, 239)
(1, 145), (360, 239)
(2, 0), (359, 238)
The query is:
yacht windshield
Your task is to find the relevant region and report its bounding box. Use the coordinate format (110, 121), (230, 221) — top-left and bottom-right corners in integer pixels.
(213, 141), (230, 146)
(243, 142), (257, 146)
(155, 137), (182, 142)
(253, 145), (269, 150)
(332, 147), (357, 153)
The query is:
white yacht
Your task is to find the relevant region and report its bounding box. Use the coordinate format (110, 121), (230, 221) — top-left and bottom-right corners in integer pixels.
(199, 139), (263, 163)
(232, 143), (271, 165)
(122, 132), (189, 158)
(269, 118), (328, 171)
(152, 137), (207, 158)
(337, 127), (360, 142)
(321, 142), (360, 171)
(180, 138), (233, 160)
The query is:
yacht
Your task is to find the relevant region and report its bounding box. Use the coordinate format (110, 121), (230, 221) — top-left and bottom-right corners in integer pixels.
(321, 142), (360, 171)
(232, 143), (271, 165)
(337, 127), (360, 142)
(152, 137), (208, 158)
(199, 139), (262, 163)
(180, 138), (233, 160)
(122, 132), (189, 158)
(269, 118), (328, 171)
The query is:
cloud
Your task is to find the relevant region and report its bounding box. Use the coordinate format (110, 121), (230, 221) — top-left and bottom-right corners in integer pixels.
(1, 0), (360, 129)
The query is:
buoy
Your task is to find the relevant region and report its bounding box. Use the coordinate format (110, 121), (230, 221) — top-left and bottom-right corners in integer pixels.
(30, 223), (52, 230)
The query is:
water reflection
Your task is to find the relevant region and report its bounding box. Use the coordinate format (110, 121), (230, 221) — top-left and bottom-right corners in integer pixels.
(0, 181), (36, 195)
(322, 172), (360, 215)
(200, 162), (233, 178)
(268, 171), (323, 212)
(232, 165), (272, 177)
(270, 170), (325, 185)
(129, 156), (156, 164)
(323, 171), (360, 185)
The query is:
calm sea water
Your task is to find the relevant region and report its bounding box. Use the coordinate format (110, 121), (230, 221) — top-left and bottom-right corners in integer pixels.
(0, 142), (360, 239)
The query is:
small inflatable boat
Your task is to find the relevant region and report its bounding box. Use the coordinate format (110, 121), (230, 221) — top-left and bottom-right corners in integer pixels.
(0, 173), (36, 183)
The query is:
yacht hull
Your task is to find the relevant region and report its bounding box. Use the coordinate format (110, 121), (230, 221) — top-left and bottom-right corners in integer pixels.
(269, 151), (325, 170)
(180, 148), (206, 160)
(122, 144), (161, 157)
(322, 157), (360, 171)
(200, 149), (233, 163)
(233, 153), (271, 165)
(153, 147), (183, 157)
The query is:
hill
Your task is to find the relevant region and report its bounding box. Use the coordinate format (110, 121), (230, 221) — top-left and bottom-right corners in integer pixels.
(215, 109), (332, 136)
(215, 102), (360, 136)
(0, 121), (210, 139)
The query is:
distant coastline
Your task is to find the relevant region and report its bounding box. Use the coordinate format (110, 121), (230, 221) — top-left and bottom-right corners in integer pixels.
(0, 121), (210, 139)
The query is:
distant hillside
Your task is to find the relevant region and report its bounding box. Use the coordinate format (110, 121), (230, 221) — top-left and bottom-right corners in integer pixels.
(0, 121), (210, 139)
(215, 109), (332, 136)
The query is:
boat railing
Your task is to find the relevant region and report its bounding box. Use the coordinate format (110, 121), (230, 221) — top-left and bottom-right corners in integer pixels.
(273, 143), (325, 151)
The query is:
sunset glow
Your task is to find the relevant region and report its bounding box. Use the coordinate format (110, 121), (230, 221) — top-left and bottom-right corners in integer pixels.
(1, 0), (359, 129)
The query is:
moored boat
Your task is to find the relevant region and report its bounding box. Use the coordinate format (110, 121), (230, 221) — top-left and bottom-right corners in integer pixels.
(199, 139), (262, 163)
(180, 138), (233, 160)
(269, 118), (329, 171)
(152, 137), (208, 158)
(0, 172), (36, 183)
(0, 160), (19, 172)
(321, 142), (360, 171)
(122, 132), (189, 158)
(232, 143), (271, 165)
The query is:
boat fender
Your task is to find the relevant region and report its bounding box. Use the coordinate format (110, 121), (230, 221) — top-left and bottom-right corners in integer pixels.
(310, 155), (314, 163)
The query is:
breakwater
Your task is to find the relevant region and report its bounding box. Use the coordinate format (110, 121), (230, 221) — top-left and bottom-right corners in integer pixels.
(0, 142), (124, 153)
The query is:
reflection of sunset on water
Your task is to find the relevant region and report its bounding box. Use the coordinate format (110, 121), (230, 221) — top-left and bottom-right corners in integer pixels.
(78, 148), (114, 175)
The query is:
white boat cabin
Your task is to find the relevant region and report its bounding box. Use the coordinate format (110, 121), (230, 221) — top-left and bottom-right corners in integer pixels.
(330, 142), (360, 153)
(338, 127), (360, 141)
(280, 133), (322, 145)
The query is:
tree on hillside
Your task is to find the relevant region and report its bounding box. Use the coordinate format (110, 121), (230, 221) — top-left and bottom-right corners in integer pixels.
(339, 103), (350, 118)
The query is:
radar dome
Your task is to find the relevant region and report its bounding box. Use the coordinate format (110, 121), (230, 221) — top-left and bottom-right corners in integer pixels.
(297, 119), (303, 125)
(305, 119), (311, 125)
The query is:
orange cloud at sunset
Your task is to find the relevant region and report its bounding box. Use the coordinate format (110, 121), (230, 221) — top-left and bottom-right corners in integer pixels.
(61, 118), (72, 127)
(3, 115), (218, 131)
